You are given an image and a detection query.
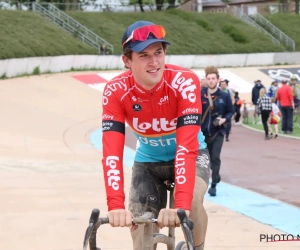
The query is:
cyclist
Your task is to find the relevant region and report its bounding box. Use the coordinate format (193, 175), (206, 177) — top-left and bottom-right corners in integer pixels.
(101, 20), (210, 250)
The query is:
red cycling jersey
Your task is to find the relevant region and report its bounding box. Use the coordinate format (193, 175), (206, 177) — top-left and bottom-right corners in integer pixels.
(102, 64), (202, 211)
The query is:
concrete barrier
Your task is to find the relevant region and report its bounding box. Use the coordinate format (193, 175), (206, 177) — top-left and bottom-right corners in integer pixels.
(1, 52), (300, 79)
(245, 53), (275, 66)
(273, 52), (300, 65)
(0, 59), (8, 77)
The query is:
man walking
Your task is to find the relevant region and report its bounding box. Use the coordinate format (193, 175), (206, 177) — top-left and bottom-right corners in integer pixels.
(276, 79), (294, 134)
(251, 80), (264, 124)
(201, 66), (234, 196)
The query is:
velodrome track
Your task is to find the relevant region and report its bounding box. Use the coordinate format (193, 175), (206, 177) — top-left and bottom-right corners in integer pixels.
(0, 66), (300, 250)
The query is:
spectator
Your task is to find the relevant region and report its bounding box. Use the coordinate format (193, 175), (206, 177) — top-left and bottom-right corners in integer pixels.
(201, 78), (208, 88)
(201, 66), (234, 196)
(257, 88), (272, 140)
(267, 80), (279, 98)
(290, 75), (300, 128)
(233, 91), (243, 125)
(219, 79), (234, 142)
(276, 79), (294, 134)
(268, 97), (281, 139)
(251, 80), (265, 124)
(220, 79), (235, 103)
(100, 44), (109, 55)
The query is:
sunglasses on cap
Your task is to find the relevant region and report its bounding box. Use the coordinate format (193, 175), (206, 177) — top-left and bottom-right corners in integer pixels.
(122, 25), (166, 48)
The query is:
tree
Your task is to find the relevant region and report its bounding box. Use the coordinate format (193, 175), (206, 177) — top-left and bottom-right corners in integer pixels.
(295, 0), (299, 14)
(166, 0), (176, 10)
(138, 0), (144, 12)
(155, 0), (163, 10)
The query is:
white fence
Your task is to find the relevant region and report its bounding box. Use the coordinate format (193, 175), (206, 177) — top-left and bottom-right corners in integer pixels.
(1, 52), (300, 78)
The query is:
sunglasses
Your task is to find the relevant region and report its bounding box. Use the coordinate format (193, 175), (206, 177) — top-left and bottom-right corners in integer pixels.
(122, 25), (166, 48)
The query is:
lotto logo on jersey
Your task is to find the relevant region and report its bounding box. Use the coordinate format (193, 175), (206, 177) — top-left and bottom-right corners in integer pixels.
(106, 156), (120, 191)
(133, 117), (177, 133)
(171, 72), (197, 103)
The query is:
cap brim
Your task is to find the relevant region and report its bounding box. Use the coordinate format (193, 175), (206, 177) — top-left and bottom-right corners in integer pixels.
(130, 38), (171, 53)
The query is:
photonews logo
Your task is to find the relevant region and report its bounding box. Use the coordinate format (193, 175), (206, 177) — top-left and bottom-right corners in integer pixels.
(260, 234), (300, 243)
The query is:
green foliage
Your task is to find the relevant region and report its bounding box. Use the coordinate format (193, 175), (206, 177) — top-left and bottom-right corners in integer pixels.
(32, 66), (40, 75)
(66, 10), (284, 55)
(221, 24), (249, 43)
(0, 9), (287, 59)
(0, 10), (97, 59)
(167, 9), (214, 31)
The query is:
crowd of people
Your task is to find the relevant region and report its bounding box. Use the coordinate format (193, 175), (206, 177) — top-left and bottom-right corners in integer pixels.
(251, 76), (300, 140)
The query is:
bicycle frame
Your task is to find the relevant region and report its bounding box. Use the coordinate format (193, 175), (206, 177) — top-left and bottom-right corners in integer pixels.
(142, 187), (175, 250)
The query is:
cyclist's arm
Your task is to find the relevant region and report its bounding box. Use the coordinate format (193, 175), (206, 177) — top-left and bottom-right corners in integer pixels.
(101, 84), (126, 211)
(174, 72), (202, 211)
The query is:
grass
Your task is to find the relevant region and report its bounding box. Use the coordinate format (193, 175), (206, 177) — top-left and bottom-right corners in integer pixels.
(0, 9), (290, 59)
(264, 13), (300, 51)
(0, 10), (97, 59)
(66, 9), (285, 55)
(243, 116), (300, 138)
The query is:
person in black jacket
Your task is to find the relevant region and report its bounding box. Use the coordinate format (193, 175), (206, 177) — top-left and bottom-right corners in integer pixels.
(251, 80), (265, 124)
(233, 91), (242, 124)
(201, 66), (234, 196)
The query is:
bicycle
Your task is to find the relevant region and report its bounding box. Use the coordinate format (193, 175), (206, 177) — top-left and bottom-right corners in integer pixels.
(83, 180), (195, 250)
(242, 101), (249, 124)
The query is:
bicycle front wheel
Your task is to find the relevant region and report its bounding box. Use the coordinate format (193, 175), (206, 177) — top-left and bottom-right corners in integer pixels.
(175, 241), (188, 250)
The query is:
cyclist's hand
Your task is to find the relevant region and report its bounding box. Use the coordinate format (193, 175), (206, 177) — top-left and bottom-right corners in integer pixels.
(157, 209), (190, 229)
(108, 209), (132, 227)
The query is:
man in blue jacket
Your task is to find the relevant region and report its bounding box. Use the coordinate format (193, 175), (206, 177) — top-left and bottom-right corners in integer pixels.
(252, 80), (265, 124)
(201, 66), (234, 196)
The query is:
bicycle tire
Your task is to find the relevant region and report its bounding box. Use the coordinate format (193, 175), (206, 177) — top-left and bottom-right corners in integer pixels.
(175, 241), (189, 250)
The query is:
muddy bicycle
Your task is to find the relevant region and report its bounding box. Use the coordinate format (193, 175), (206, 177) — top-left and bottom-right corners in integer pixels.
(83, 181), (195, 250)
(242, 101), (250, 124)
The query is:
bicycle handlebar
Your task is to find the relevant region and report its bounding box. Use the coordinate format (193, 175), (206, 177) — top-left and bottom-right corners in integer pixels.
(83, 209), (195, 250)
(177, 209), (195, 250)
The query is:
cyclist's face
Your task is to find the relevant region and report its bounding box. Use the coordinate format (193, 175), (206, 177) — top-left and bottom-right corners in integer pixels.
(123, 43), (166, 89)
(206, 73), (219, 90)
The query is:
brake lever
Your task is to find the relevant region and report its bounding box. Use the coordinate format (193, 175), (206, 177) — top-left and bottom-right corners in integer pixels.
(83, 208), (100, 250)
(177, 209), (195, 250)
